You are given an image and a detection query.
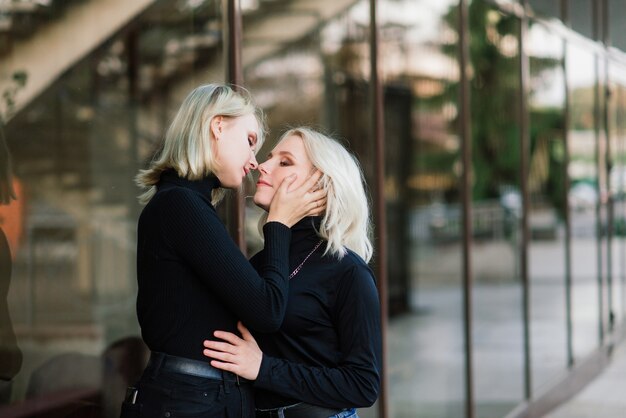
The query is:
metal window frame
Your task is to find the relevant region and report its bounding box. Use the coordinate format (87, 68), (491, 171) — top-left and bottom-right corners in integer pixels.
(458, 1), (475, 417)
(368, 1), (390, 417)
(224, 0), (246, 253)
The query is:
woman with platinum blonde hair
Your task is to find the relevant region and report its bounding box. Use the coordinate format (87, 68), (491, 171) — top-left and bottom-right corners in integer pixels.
(125, 86), (326, 418)
(203, 127), (382, 418)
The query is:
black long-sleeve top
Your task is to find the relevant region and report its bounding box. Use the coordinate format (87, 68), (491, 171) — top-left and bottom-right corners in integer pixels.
(251, 217), (382, 409)
(136, 171), (291, 361)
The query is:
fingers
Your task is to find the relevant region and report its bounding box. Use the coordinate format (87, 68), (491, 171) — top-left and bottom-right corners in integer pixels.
(209, 359), (237, 373)
(203, 339), (236, 353)
(213, 330), (244, 345)
(307, 188), (326, 202)
(306, 195), (326, 216)
(302, 170), (323, 191)
(306, 206), (326, 217)
(315, 197), (327, 208)
(203, 348), (236, 363)
(276, 174), (297, 193)
(306, 169), (323, 184)
(274, 170), (323, 197)
(237, 321), (254, 341)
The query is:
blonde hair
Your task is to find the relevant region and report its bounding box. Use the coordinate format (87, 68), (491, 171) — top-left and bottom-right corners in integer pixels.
(267, 127), (373, 262)
(136, 84), (265, 205)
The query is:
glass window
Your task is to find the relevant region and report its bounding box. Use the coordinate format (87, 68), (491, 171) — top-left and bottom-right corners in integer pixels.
(608, 62), (626, 332)
(528, 0), (561, 20)
(596, 56), (610, 341)
(566, 41), (600, 361)
(242, 0), (373, 248)
(379, 0), (464, 416)
(0, 0), (224, 412)
(468, 2), (525, 417)
(569, 0), (594, 39)
(242, 1), (379, 415)
(608, 0), (626, 52)
(527, 22), (568, 394)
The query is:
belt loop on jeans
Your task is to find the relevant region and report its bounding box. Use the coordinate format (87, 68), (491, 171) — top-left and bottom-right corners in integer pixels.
(222, 371), (231, 394)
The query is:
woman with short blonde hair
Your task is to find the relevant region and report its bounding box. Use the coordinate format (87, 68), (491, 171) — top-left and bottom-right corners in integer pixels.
(125, 86), (326, 418)
(137, 84), (265, 205)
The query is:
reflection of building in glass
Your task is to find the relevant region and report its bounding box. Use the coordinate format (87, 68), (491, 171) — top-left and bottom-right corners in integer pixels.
(0, 0), (626, 417)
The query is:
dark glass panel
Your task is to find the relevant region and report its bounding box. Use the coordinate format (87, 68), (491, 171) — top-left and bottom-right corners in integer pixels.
(529, 0), (561, 20)
(608, 0), (626, 52)
(569, 0), (594, 39)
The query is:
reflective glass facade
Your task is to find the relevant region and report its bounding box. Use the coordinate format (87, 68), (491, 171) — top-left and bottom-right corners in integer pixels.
(1, 1), (626, 418)
(527, 21), (568, 395)
(378, 1), (464, 416)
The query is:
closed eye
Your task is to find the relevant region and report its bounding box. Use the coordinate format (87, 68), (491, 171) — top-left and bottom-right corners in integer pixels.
(248, 133), (258, 150)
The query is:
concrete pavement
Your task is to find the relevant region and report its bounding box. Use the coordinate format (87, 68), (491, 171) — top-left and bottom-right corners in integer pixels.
(544, 339), (626, 418)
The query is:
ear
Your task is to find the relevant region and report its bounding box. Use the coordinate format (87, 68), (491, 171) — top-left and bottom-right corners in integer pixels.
(210, 116), (224, 140)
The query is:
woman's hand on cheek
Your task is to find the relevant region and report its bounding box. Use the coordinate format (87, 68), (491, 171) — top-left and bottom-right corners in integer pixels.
(266, 169), (327, 227)
(202, 321), (263, 380)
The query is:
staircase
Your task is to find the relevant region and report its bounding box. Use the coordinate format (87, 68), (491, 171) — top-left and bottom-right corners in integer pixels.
(0, 0), (158, 120)
(0, 0), (364, 121)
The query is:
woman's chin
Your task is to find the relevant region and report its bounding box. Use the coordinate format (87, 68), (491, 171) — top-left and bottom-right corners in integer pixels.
(253, 196), (270, 212)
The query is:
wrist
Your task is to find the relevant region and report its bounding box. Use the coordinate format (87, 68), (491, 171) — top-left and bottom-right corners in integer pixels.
(253, 353), (273, 387)
(251, 352), (263, 380)
(266, 215), (290, 227)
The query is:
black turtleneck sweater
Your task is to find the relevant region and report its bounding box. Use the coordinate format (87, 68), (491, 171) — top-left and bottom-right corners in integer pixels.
(251, 217), (382, 409)
(136, 171), (291, 361)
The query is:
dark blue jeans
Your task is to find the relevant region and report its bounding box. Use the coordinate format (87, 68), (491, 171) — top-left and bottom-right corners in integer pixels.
(127, 361), (254, 418)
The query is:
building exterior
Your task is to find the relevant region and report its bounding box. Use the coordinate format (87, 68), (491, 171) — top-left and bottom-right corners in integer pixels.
(0, 1), (625, 417)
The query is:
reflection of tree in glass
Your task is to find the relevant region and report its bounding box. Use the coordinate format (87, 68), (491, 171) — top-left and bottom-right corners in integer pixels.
(1, 71), (27, 205)
(0, 70), (27, 404)
(525, 27), (566, 216)
(438, 1), (564, 206)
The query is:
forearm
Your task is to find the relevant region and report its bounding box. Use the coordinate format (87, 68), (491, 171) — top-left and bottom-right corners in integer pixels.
(254, 355), (380, 408)
(161, 191), (292, 331)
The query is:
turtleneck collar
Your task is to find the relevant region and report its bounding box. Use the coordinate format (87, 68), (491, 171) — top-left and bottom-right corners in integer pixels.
(291, 216), (322, 244)
(158, 170), (220, 199)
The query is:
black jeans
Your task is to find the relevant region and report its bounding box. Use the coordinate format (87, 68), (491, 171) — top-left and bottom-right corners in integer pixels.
(123, 354), (254, 418)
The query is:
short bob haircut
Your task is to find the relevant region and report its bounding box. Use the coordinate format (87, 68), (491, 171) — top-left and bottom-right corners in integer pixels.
(264, 127), (373, 263)
(136, 84), (265, 205)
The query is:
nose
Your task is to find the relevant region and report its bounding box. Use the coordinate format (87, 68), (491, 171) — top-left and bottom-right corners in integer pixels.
(248, 152), (258, 170)
(258, 160), (269, 174)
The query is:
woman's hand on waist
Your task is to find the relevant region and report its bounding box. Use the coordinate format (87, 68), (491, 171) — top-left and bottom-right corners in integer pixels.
(203, 321), (263, 380)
